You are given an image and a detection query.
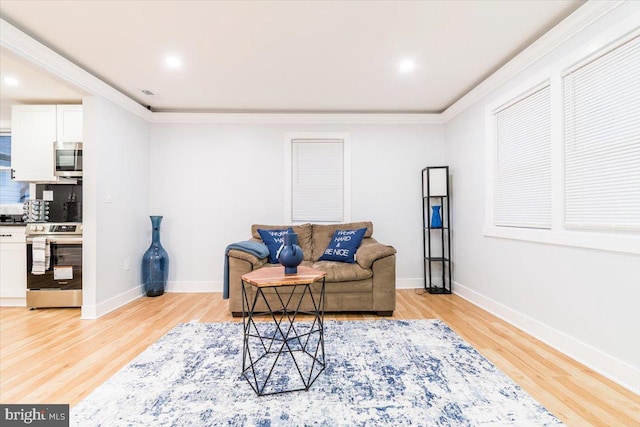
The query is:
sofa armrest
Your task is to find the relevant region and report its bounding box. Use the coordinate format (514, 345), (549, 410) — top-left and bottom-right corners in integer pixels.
(227, 249), (268, 269)
(356, 239), (397, 269)
(227, 257), (253, 314)
(371, 253), (396, 313)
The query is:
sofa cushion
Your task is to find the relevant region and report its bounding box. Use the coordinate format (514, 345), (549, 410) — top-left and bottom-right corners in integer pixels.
(259, 260), (314, 270)
(257, 228), (293, 263)
(252, 224), (312, 261)
(319, 228), (367, 263)
(312, 260), (373, 282)
(311, 221), (373, 261)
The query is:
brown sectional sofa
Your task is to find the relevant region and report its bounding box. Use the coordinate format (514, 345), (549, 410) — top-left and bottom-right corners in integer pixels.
(227, 221), (397, 316)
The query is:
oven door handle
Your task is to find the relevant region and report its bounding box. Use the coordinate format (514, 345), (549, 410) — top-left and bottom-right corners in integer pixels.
(27, 237), (83, 244)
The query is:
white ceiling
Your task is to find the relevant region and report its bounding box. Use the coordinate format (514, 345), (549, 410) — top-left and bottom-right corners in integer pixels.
(0, 48), (85, 128)
(0, 0), (584, 122)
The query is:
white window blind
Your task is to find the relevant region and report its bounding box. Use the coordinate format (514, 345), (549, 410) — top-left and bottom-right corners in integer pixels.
(0, 135), (30, 206)
(494, 84), (552, 229)
(564, 35), (640, 231)
(291, 139), (344, 222)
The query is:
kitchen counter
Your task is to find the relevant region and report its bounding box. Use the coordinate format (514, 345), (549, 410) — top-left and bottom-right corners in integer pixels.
(0, 222), (27, 227)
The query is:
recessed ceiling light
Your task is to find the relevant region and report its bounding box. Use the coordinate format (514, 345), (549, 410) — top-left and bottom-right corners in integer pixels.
(165, 55), (182, 69)
(398, 59), (416, 73)
(2, 76), (19, 86)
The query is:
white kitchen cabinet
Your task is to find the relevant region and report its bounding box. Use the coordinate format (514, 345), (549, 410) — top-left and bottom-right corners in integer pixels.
(57, 105), (83, 142)
(0, 226), (27, 306)
(11, 105), (57, 182)
(11, 104), (83, 182)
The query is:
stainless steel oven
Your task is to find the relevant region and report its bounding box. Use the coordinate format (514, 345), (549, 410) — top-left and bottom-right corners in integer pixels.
(26, 223), (82, 308)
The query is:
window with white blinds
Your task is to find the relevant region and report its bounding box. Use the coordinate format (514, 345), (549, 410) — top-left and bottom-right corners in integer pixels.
(0, 135), (30, 206)
(493, 84), (552, 229)
(291, 139), (344, 222)
(563, 35), (640, 231)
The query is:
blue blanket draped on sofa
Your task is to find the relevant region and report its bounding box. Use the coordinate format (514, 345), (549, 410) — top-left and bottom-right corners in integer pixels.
(223, 241), (270, 299)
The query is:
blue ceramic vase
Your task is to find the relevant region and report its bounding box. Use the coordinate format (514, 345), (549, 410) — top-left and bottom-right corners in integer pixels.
(142, 216), (169, 297)
(278, 232), (303, 274)
(431, 205), (443, 228)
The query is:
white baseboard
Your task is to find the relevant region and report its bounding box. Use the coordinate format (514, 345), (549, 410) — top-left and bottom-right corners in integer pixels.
(166, 281), (221, 293)
(396, 278), (423, 289)
(80, 282), (214, 318)
(0, 297), (26, 307)
(453, 281), (640, 395)
(81, 286), (143, 319)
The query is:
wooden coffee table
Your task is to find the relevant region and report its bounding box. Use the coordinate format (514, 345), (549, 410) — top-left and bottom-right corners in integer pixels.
(240, 266), (327, 396)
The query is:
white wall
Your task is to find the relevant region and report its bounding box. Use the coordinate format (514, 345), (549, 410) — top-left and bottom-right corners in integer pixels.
(445, 2), (640, 392)
(149, 122), (444, 291)
(82, 95), (150, 318)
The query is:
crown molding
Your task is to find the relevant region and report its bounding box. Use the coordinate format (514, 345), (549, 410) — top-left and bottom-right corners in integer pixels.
(151, 112), (443, 125)
(0, 18), (441, 126)
(440, 0), (626, 123)
(0, 18), (153, 122)
(1, 0), (629, 126)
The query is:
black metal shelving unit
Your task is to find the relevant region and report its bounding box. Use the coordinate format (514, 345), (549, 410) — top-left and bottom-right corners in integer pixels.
(422, 166), (452, 294)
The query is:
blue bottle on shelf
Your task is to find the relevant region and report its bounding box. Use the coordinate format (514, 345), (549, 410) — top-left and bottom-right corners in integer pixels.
(142, 216), (169, 297)
(431, 205), (443, 228)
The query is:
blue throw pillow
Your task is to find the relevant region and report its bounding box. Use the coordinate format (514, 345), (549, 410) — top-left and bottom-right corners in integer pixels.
(257, 228), (294, 263)
(319, 228), (367, 263)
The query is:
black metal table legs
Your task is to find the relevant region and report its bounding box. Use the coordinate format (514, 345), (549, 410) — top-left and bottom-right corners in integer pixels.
(241, 279), (326, 396)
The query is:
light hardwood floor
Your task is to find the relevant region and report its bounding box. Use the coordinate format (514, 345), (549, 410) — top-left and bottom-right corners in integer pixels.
(1, 290), (638, 426)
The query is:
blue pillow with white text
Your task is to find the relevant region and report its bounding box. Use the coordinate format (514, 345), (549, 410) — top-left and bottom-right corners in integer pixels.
(257, 228), (294, 263)
(319, 228), (367, 263)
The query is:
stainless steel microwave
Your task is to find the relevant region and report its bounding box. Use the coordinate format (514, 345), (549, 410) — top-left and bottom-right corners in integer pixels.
(54, 142), (83, 177)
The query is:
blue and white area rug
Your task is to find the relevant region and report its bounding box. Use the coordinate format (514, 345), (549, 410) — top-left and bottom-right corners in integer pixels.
(71, 320), (563, 426)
